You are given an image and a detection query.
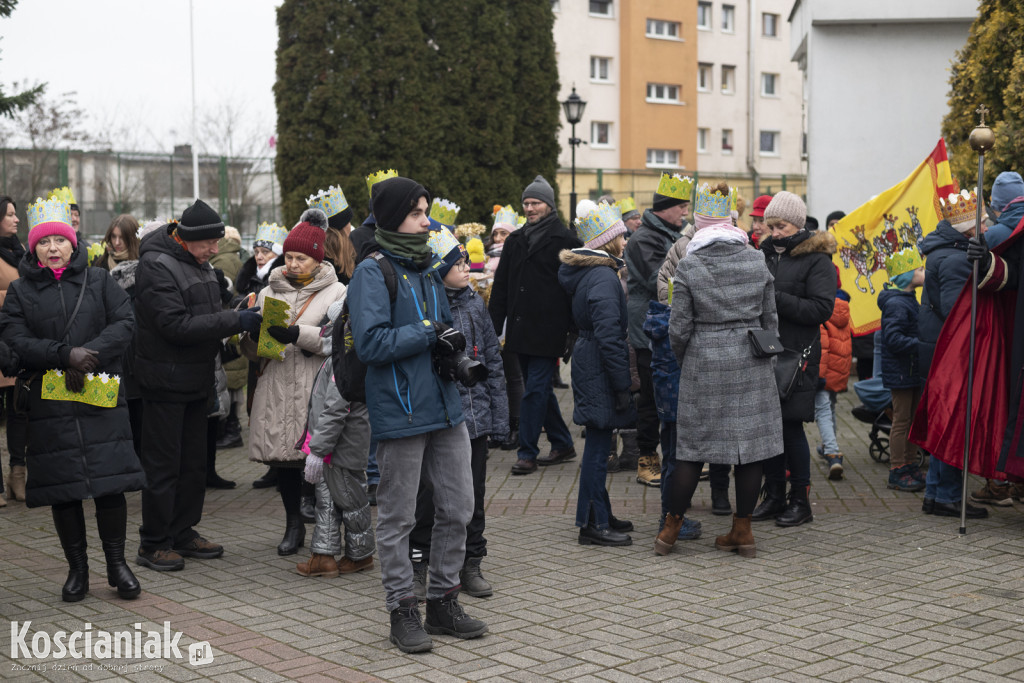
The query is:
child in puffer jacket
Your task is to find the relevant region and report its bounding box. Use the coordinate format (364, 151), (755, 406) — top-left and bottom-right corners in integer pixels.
(815, 267), (852, 480)
(295, 300), (375, 578)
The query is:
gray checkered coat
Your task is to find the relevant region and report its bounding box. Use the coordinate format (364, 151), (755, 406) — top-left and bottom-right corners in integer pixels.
(670, 240), (783, 464)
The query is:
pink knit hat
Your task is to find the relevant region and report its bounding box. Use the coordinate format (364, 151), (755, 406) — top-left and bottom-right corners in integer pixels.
(29, 221), (78, 254)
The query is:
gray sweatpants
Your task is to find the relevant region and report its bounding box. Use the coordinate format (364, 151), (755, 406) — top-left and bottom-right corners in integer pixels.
(376, 422), (473, 612)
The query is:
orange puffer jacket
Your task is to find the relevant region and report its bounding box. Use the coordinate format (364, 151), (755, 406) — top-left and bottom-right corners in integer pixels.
(819, 298), (852, 393)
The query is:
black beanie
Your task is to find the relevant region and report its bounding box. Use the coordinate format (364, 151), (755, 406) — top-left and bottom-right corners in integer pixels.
(652, 193), (687, 212)
(371, 177), (430, 231)
(177, 199), (225, 241)
(327, 206), (354, 230)
(826, 210), (846, 226)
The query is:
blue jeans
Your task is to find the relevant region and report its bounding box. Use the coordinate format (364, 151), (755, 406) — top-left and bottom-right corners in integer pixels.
(575, 427), (613, 528)
(366, 438), (379, 487)
(925, 455), (962, 504)
(516, 354), (572, 461)
(814, 389), (839, 455)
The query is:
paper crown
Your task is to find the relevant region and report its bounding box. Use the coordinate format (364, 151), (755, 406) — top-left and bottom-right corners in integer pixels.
(574, 202), (624, 246)
(430, 198), (461, 226)
(693, 183), (739, 218)
(885, 247), (924, 278)
(47, 186), (77, 206)
(365, 169), (398, 196)
(306, 185), (349, 218)
(492, 204), (520, 229)
(27, 196), (72, 231)
(427, 228), (465, 262)
(616, 196), (638, 216)
(939, 189), (978, 227)
(254, 221), (289, 247)
(656, 173), (694, 201)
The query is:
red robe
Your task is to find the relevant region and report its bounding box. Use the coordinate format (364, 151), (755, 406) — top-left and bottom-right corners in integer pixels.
(910, 218), (1024, 478)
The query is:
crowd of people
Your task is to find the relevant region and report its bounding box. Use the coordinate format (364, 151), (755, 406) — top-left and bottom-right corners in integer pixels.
(1, 166), (1023, 654)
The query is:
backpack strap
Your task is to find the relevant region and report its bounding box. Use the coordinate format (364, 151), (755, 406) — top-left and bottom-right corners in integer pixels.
(368, 251), (398, 302)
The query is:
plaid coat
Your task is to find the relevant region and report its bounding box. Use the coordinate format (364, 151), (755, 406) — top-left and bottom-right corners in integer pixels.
(669, 240), (783, 464)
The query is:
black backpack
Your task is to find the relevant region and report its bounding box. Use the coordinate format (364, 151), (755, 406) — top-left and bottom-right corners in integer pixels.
(332, 252), (398, 402)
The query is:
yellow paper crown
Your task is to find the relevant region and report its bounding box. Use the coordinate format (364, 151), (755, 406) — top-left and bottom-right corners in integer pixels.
(255, 221), (289, 247)
(366, 169), (399, 196)
(616, 196), (638, 215)
(939, 189), (978, 227)
(885, 247), (924, 278)
(47, 186), (77, 206)
(427, 228), (464, 261)
(306, 185), (349, 218)
(656, 173), (694, 201)
(430, 198), (461, 226)
(575, 203), (624, 245)
(693, 183), (739, 218)
(27, 196), (72, 231)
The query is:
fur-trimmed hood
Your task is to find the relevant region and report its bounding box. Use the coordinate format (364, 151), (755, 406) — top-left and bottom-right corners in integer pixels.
(109, 258), (139, 292)
(558, 247), (623, 269)
(762, 230), (837, 258)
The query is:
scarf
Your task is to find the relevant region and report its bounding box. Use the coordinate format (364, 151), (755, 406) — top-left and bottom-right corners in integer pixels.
(106, 248), (130, 271)
(38, 261), (67, 280)
(374, 228), (433, 268)
(0, 235), (25, 270)
(171, 228), (190, 252)
(772, 230), (806, 254)
(256, 259), (274, 282)
(688, 215), (749, 253)
(285, 270), (315, 287)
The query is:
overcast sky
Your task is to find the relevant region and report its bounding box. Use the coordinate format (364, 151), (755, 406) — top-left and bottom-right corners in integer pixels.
(3, 0), (282, 152)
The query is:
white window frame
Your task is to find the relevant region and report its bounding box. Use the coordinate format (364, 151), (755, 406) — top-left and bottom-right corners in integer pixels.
(697, 128), (709, 154)
(697, 2), (712, 30)
(590, 121), (612, 148)
(590, 56), (611, 83)
(646, 82), (681, 104)
(762, 12), (779, 37)
(759, 130), (780, 156)
(721, 65), (736, 94)
(697, 63), (712, 92)
(722, 4), (735, 33)
(589, 0), (613, 18)
(721, 128), (734, 154)
(646, 148), (681, 169)
(761, 72), (778, 97)
(646, 18), (681, 40)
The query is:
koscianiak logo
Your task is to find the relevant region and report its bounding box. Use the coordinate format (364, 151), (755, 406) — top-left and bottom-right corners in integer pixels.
(9, 621), (213, 667)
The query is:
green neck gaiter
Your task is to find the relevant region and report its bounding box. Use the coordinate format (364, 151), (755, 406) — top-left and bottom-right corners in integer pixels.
(375, 228), (433, 268)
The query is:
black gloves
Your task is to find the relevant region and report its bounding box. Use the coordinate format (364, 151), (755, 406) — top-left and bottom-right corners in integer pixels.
(214, 268), (232, 304)
(432, 320), (466, 356)
(238, 307), (263, 335)
(268, 325), (300, 345)
(68, 347), (99, 372)
(65, 368), (86, 393)
(614, 391), (632, 413)
(966, 237), (991, 271)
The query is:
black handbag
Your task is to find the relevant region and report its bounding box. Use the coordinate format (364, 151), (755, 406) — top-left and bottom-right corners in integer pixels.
(774, 337), (815, 402)
(748, 329), (784, 357)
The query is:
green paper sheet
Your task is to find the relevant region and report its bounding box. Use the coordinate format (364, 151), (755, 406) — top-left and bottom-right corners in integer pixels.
(257, 296), (291, 360)
(41, 370), (120, 408)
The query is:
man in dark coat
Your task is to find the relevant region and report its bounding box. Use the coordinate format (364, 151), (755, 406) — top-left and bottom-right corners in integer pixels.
(624, 190), (690, 487)
(489, 175), (582, 475)
(134, 199), (263, 571)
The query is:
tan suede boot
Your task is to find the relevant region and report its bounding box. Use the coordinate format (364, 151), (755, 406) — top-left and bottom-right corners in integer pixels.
(296, 553), (339, 578)
(9, 466), (26, 502)
(714, 515), (756, 558)
(655, 513), (684, 555)
(337, 556), (373, 574)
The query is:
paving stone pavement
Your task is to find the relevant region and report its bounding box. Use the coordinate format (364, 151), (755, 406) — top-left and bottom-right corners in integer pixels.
(2, 386), (1024, 682)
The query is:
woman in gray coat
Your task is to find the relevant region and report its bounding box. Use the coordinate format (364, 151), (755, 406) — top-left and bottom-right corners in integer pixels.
(655, 183), (783, 559)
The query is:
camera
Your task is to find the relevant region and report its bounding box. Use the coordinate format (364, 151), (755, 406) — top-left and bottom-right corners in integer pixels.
(434, 352), (489, 387)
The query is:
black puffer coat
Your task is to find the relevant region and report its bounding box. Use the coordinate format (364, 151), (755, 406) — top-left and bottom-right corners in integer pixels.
(489, 211), (582, 357)
(918, 220), (972, 374)
(134, 225), (242, 402)
(0, 249), (144, 507)
(761, 231), (837, 422)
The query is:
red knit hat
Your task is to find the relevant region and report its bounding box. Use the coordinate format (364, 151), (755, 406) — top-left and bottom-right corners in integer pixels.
(749, 194), (773, 218)
(282, 222), (325, 262)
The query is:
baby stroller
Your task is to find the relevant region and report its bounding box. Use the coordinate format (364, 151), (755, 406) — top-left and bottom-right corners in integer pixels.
(852, 377), (892, 463)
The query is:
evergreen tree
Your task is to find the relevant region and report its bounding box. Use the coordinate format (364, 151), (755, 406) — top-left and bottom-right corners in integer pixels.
(942, 0), (1024, 195)
(0, 0), (44, 119)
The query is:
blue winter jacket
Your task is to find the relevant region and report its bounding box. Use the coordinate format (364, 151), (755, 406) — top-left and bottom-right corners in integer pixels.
(878, 287), (923, 390)
(558, 248), (636, 429)
(447, 286), (509, 440)
(348, 249), (464, 440)
(642, 300), (678, 423)
(918, 220), (971, 373)
(986, 198), (1024, 249)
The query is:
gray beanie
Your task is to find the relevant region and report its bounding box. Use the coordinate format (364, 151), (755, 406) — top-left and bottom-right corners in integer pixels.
(991, 171), (1024, 213)
(764, 191), (807, 230)
(522, 175), (556, 209)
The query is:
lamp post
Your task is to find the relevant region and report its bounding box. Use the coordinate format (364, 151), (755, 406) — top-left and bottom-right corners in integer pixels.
(562, 86), (587, 222)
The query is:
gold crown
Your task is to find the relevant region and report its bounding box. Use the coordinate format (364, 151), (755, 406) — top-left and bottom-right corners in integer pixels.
(366, 169), (398, 196)
(493, 204), (519, 229)
(27, 196), (72, 231)
(47, 186), (77, 206)
(306, 185), (349, 218)
(885, 247), (924, 279)
(430, 198), (461, 226)
(656, 173), (694, 201)
(616, 196), (638, 215)
(939, 189), (978, 227)
(693, 183), (738, 218)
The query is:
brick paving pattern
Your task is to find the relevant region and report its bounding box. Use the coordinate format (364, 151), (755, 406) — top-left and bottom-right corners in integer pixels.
(2, 387), (1024, 681)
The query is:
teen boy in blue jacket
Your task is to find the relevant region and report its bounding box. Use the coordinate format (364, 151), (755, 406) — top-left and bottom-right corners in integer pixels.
(347, 177), (486, 654)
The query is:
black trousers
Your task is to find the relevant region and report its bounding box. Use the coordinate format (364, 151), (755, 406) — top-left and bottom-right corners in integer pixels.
(3, 386), (27, 468)
(410, 434), (488, 562)
(634, 348), (661, 454)
(139, 398), (208, 551)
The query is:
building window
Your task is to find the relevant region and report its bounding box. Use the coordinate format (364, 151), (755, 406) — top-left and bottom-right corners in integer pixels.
(721, 65), (735, 94)
(697, 128), (709, 153)
(697, 2), (711, 30)
(646, 18), (681, 39)
(761, 72), (778, 96)
(763, 12), (779, 37)
(646, 148), (680, 168)
(698, 63), (712, 92)
(551, 0), (560, 11)
(722, 4), (735, 33)
(591, 122), (611, 147)
(722, 129), (734, 154)
(760, 130), (780, 155)
(646, 82), (681, 103)
(589, 0), (613, 17)
(590, 57), (611, 82)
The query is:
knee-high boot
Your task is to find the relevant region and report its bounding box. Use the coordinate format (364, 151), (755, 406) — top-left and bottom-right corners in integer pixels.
(95, 502), (142, 599)
(52, 504), (89, 602)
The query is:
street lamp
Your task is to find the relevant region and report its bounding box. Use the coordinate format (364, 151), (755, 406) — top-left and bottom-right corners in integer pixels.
(562, 86), (587, 222)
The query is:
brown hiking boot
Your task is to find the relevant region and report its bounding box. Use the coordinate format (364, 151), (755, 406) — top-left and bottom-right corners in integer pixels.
(337, 556), (373, 574)
(636, 454), (662, 488)
(970, 479), (1013, 506)
(655, 513), (683, 555)
(296, 553), (339, 578)
(714, 515), (756, 558)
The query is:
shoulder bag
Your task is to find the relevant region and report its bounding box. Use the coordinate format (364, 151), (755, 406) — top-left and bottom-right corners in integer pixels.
(774, 333), (816, 402)
(747, 329), (784, 358)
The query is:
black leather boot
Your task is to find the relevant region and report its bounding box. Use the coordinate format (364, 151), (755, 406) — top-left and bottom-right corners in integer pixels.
(500, 417), (519, 451)
(277, 512), (306, 556)
(206, 450), (236, 489)
(776, 485), (814, 527)
(299, 482), (316, 523)
(95, 502), (141, 599)
(52, 504), (89, 602)
(252, 466), (278, 489)
(751, 481), (787, 521)
(216, 413), (243, 449)
(711, 487), (732, 516)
